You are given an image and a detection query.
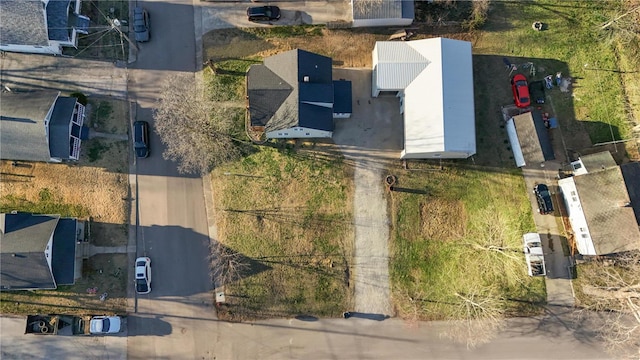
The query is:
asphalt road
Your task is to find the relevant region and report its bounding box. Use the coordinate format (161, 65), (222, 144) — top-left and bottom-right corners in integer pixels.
(126, 0), (217, 359)
(2, 307), (613, 359)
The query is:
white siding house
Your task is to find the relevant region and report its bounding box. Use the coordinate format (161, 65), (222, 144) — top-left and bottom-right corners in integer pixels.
(0, 0), (90, 55)
(372, 38), (476, 159)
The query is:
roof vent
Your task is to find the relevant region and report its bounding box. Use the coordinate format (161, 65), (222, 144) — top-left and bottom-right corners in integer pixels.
(303, 76), (310, 82)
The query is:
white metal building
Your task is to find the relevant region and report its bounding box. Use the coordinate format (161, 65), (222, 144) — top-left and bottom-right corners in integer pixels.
(372, 38), (476, 159)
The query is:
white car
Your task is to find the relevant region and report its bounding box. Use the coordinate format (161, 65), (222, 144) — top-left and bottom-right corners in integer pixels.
(89, 316), (121, 334)
(135, 257), (151, 294)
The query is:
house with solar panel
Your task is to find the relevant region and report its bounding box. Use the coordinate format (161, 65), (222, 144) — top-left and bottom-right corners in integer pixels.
(246, 49), (352, 139)
(0, 0), (90, 55)
(1, 91), (88, 163)
(0, 212), (85, 291)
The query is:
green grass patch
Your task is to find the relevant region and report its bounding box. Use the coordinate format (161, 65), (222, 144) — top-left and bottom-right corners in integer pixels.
(211, 145), (353, 320)
(0, 193), (90, 218)
(390, 166), (546, 320)
(476, 0), (631, 146)
(244, 25), (324, 39)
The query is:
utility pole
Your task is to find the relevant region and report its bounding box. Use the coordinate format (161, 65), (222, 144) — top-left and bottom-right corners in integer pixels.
(108, 17), (138, 52)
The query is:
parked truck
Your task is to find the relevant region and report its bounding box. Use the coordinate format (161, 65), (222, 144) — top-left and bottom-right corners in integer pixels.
(523, 233), (547, 277)
(25, 315), (122, 335)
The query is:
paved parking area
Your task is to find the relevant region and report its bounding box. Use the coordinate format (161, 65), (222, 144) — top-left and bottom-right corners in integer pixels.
(200, 0), (352, 32)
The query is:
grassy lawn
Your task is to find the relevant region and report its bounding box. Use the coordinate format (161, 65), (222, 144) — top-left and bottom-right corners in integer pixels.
(475, 0), (637, 153)
(389, 165), (546, 320)
(203, 0), (639, 322)
(211, 145), (354, 320)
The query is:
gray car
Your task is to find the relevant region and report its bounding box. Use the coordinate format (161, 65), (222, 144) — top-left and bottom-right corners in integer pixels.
(133, 7), (150, 42)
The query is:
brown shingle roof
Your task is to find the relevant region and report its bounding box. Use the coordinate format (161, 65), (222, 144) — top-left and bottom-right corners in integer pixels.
(575, 167), (640, 254)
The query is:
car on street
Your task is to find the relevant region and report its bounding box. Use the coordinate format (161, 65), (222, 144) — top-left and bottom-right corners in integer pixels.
(533, 183), (554, 215)
(133, 7), (150, 42)
(89, 316), (122, 334)
(135, 256), (152, 294)
(133, 120), (149, 158)
(247, 6), (281, 22)
(511, 74), (531, 108)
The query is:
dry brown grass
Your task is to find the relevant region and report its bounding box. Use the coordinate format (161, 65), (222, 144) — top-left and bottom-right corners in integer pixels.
(204, 27), (475, 70)
(0, 98), (129, 315)
(420, 199), (466, 242)
(0, 98), (129, 246)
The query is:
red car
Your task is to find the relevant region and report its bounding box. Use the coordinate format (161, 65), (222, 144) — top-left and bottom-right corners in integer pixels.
(511, 74), (531, 108)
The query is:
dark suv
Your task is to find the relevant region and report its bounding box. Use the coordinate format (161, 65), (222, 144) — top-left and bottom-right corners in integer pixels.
(133, 121), (149, 158)
(533, 183), (554, 215)
(247, 6), (281, 22)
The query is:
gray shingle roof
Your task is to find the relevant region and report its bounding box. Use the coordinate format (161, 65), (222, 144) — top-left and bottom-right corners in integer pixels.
(575, 167), (640, 255)
(0, 213), (60, 290)
(0, 0), (49, 46)
(247, 49), (335, 133)
(0, 91), (58, 162)
(579, 151), (617, 173)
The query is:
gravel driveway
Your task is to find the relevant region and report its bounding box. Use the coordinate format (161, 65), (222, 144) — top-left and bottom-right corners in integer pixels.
(333, 68), (403, 316)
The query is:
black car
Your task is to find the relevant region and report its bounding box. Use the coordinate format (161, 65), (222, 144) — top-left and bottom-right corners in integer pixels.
(247, 6), (281, 22)
(533, 183), (554, 215)
(133, 121), (149, 158)
(529, 80), (546, 104)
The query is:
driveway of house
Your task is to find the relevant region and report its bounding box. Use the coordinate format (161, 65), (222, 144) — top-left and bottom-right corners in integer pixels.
(200, 0), (352, 32)
(332, 68), (403, 316)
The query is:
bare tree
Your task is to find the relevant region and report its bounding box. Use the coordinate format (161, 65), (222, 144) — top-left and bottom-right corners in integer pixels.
(443, 285), (507, 348)
(153, 74), (244, 175)
(577, 253), (640, 358)
(209, 241), (250, 287)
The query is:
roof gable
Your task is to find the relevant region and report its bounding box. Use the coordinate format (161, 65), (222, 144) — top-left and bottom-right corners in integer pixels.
(248, 49), (336, 133)
(0, 91), (59, 161)
(0, 213), (60, 290)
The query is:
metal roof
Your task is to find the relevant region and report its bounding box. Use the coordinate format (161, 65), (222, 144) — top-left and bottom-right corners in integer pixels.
(0, 0), (49, 46)
(384, 38), (475, 158)
(0, 91), (58, 162)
